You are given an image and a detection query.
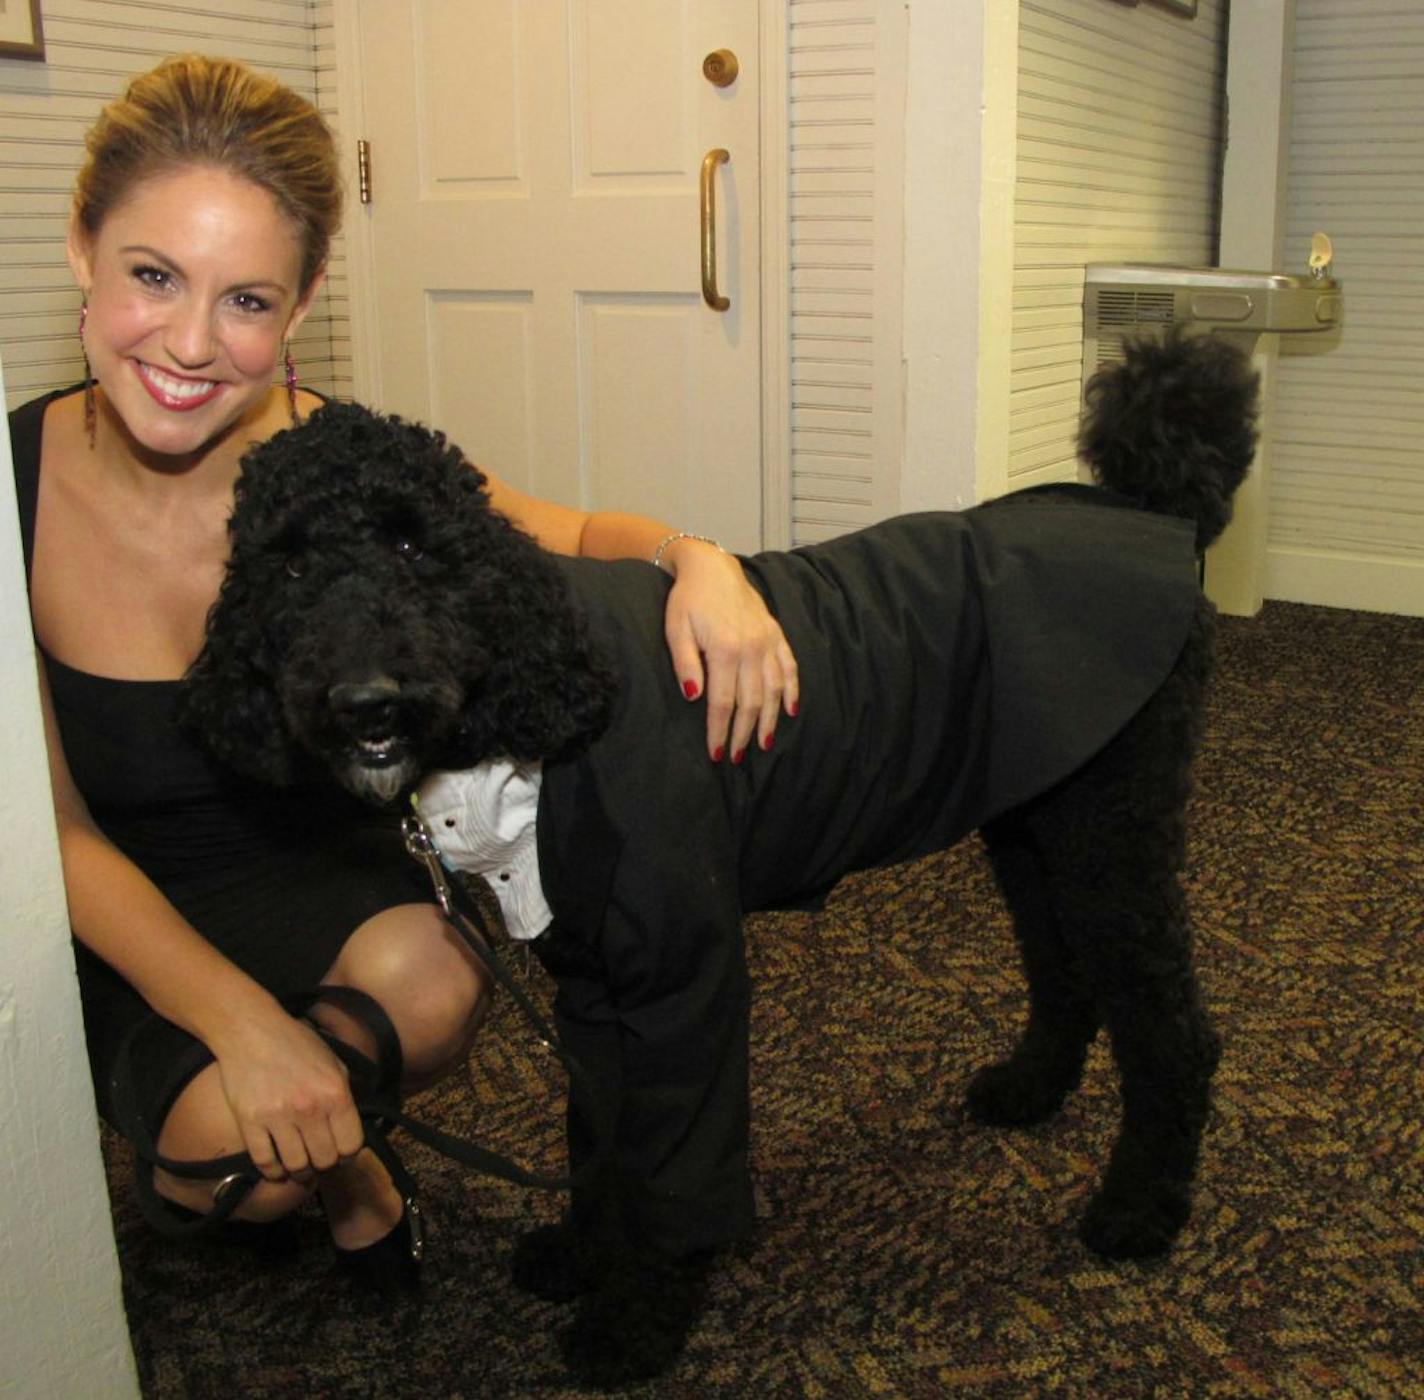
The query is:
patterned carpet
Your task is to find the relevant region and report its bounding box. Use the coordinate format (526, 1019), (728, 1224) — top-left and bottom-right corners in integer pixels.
(104, 601), (1424, 1398)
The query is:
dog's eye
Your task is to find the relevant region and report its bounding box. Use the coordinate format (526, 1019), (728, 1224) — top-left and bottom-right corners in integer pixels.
(285, 554), (305, 579)
(395, 538), (424, 564)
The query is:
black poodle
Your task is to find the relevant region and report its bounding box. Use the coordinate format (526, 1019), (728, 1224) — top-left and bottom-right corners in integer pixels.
(185, 330), (1259, 1386)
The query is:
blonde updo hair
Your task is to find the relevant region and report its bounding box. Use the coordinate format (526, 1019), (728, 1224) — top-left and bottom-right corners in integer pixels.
(74, 54), (342, 294)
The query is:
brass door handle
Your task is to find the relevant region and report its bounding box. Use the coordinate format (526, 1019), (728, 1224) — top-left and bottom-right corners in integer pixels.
(700, 148), (730, 311)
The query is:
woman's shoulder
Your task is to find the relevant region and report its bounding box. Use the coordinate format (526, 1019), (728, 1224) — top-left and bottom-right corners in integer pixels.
(9, 383), (84, 458)
(8, 384), (85, 580)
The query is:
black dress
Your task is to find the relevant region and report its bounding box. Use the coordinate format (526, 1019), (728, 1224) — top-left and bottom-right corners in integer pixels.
(8, 389), (429, 1123)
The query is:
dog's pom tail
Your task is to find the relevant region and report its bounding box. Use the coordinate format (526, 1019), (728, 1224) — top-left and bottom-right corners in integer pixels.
(1078, 327), (1261, 552)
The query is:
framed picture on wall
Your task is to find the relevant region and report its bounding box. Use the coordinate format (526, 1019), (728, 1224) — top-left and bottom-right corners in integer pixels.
(1108, 0), (1199, 14)
(0, 0), (45, 61)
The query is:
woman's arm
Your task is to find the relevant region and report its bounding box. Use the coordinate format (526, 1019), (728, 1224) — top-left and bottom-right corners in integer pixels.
(484, 473), (799, 762)
(38, 667), (363, 1182)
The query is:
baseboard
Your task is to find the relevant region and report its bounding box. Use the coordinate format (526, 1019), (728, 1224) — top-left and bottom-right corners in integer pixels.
(1266, 546), (1424, 618)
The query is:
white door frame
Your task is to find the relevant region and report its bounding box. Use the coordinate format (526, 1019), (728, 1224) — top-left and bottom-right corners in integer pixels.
(333, 3), (793, 550)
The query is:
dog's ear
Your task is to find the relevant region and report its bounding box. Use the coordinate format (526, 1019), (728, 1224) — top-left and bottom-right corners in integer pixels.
(442, 520), (615, 765)
(180, 573), (306, 787)
(483, 593), (616, 762)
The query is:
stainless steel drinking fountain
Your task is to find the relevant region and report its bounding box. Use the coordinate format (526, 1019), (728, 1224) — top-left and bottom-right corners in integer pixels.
(1082, 236), (1342, 399)
(1080, 236), (1344, 617)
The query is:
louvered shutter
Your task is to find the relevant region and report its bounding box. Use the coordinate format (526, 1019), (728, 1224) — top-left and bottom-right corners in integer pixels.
(1268, 0), (1424, 611)
(1011, 0), (1227, 489)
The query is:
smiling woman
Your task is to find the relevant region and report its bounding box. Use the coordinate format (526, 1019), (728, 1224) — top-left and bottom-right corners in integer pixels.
(16, 55), (480, 1295)
(10, 51), (800, 1310)
(67, 165), (318, 467)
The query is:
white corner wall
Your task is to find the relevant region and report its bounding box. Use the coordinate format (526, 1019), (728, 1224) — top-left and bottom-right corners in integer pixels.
(900, 0), (1018, 515)
(0, 355), (137, 1396)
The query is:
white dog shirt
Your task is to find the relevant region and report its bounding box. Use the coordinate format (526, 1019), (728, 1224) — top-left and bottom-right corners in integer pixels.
(416, 761), (553, 941)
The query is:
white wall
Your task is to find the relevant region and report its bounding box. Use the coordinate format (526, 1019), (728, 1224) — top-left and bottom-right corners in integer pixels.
(899, 0), (1017, 516)
(0, 355), (136, 1397)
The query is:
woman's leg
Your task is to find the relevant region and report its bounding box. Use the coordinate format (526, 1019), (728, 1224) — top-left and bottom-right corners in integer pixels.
(151, 901), (491, 1240)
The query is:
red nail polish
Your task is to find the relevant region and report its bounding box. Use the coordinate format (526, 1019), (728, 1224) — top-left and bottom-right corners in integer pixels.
(683, 679), (700, 700)
(712, 746), (725, 763)
(732, 748), (746, 766)
(789, 701), (800, 718)
(762, 731), (775, 751)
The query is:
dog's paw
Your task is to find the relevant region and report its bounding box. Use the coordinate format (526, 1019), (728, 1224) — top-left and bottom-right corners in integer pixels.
(965, 1058), (1072, 1127)
(1079, 1183), (1191, 1259)
(559, 1249), (712, 1389)
(510, 1220), (602, 1303)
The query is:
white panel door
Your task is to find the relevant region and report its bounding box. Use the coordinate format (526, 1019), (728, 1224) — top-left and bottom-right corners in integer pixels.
(353, 0), (763, 552)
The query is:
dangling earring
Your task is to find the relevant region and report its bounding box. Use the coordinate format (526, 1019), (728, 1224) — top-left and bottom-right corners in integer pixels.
(79, 299), (96, 448)
(284, 341), (299, 425)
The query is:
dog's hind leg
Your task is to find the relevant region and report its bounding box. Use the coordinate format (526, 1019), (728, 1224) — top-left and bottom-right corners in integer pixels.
(1021, 622), (1221, 1259)
(1054, 861), (1220, 1260)
(966, 813), (1101, 1127)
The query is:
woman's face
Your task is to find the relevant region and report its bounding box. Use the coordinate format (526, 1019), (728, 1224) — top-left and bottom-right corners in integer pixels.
(67, 164), (322, 460)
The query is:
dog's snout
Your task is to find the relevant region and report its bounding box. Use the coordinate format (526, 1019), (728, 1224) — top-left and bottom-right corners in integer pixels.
(329, 676), (402, 727)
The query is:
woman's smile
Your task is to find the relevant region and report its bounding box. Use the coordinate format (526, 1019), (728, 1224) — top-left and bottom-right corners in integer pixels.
(134, 361), (223, 411)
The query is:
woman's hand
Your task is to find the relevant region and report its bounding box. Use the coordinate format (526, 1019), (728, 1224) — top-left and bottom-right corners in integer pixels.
(659, 537), (800, 762)
(211, 1005), (365, 1182)
(471, 473), (801, 760)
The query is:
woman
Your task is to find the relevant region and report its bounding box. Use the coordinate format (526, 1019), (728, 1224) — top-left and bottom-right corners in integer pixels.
(10, 53), (797, 1287)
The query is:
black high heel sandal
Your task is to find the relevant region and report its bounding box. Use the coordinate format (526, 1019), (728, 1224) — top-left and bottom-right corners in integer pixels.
(329, 1134), (425, 1296)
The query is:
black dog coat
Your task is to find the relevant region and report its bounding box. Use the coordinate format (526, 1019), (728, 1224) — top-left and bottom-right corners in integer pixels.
(515, 485), (1199, 1259)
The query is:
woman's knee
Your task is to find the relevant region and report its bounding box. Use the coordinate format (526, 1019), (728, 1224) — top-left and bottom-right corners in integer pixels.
(325, 903), (492, 1078)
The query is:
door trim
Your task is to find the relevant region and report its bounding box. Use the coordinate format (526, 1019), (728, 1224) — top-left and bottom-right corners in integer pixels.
(333, 3), (792, 551)
(334, 4), (380, 408)
(756, 3), (790, 549)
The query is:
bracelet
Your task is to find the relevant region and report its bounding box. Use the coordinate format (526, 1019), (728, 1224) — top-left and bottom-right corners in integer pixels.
(650, 531), (721, 572)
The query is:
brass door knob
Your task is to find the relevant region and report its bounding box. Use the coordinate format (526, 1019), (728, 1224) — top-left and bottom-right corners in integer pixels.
(703, 49), (739, 88)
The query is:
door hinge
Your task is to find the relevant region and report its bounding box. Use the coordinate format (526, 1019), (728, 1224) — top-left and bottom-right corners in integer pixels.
(357, 139), (372, 204)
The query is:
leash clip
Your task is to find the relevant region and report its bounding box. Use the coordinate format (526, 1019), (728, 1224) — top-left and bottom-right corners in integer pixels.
(402, 804), (453, 917)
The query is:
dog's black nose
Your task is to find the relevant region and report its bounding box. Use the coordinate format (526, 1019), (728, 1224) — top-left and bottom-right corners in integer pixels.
(329, 677), (402, 729)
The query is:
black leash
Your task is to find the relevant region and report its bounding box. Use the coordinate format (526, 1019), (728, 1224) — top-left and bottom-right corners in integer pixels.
(396, 800), (594, 1189)
(400, 803), (572, 1073)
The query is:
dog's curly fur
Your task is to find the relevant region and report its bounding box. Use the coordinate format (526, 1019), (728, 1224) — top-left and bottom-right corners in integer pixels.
(1080, 328), (1259, 551)
(184, 404), (614, 802)
(184, 329), (1259, 1387)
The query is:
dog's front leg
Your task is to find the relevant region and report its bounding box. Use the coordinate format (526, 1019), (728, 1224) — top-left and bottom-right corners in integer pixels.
(514, 906), (754, 1385)
(560, 1240), (716, 1389)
